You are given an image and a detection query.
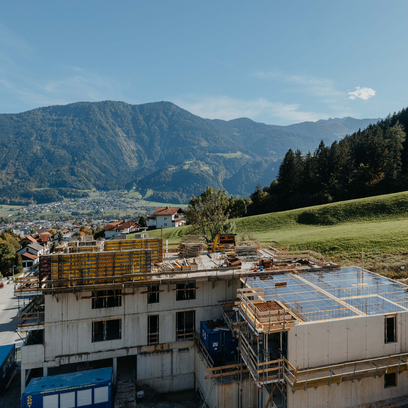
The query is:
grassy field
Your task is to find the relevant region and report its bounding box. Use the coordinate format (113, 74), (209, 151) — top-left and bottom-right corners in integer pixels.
(149, 191), (408, 277)
(0, 205), (23, 216)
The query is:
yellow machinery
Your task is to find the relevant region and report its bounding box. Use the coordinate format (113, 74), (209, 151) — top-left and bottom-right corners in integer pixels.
(212, 234), (236, 252)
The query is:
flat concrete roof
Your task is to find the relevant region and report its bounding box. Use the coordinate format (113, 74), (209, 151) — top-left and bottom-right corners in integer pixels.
(245, 267), (408, 322)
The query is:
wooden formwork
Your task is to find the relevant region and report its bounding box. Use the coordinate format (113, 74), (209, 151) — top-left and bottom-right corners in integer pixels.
(237, 288), (297, 333)
(104, 238), (163, 263)
(39, 249), (152, 287)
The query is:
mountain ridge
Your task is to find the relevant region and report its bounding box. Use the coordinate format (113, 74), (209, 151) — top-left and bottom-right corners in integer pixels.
(0, 101), (378, 204)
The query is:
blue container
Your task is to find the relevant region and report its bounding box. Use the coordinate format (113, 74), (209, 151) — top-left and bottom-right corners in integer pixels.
(222, 331), (237, 362)
(200, 321), (222, 356)
(22, 367), (113, 408)
(0, 344), (15, 393)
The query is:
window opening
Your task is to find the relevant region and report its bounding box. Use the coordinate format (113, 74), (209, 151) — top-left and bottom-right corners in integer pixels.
(176, 310), (195, 341)
(147, 285), (160, 304)
(92, 319), (121, 342)
(176, 283), (196, 301)
(385, 315), (396, 343)
(92, 290), (122, 309)
(384, 372), (396, 388)
(148, 315), (159, 345)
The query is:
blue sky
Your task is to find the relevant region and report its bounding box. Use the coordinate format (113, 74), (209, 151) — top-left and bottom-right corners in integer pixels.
(0, 0), (407, 125)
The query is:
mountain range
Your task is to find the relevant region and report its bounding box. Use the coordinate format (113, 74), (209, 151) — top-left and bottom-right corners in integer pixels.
(0, 101), (378, 204)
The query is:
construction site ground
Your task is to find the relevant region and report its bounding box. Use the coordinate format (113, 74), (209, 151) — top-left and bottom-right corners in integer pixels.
(0, 366), (21, 408)
(135, 386), (202, 407)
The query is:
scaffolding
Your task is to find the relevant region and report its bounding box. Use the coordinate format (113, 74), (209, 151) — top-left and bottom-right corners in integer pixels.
(16, 295), (44, 332)
(283, 352), (408, 391)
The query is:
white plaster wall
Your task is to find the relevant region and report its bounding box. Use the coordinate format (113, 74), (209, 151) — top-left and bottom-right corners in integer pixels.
(156, 215), (173, 229)
(288, 312), (408, 369)
(288, 372), (408, 408)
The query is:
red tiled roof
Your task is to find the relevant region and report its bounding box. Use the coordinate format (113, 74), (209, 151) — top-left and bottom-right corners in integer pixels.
(21, 252), (38, 260)
(103, 222), (120, 231)
(151, 207), (183, 216)
(39, 233), (51, 242)
(21, 235), (37, 244)
(116, 222), (140, 230)
(103, 221), (140, 231)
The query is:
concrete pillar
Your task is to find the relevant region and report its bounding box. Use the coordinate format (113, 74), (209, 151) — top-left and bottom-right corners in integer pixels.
(43, 366), (48, 377)
(21, 368), (26, 395)
(113, 357), (117, 384)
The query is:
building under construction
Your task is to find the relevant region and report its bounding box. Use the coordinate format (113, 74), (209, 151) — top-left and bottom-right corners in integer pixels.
(16, 236), (408, 407)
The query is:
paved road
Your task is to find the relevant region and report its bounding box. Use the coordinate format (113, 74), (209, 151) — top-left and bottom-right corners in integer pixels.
(0, 278), (24, 347)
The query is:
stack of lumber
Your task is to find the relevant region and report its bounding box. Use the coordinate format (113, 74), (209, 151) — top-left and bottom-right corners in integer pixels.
(236, 245), (258, 257)
(178, 235), (206, 258)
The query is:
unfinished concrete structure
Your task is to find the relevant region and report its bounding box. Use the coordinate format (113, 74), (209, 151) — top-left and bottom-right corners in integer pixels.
(16, 238), (408, 407)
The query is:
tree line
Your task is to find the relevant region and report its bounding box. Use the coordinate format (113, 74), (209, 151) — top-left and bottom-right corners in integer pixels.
(248, 108), (408, 215)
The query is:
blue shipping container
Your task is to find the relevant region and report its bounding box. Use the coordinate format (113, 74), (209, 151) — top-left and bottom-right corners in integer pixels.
(200, 321), (222, 356)
(0, 344), (16, 393)
(22, 367), (113, 408)
(222, 331), (237, 362)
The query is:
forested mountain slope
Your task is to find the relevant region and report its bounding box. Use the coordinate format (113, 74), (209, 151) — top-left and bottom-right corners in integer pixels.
(249, 108), (408, 215)
(0, 101), (376, 204)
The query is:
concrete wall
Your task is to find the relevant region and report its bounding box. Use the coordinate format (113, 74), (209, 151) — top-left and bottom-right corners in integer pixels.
(21, 344), (44, 368)
(288, 312), (408, 369)
(287, 372), (408, 408)
(137, 347), (194, 393)
(20, 279), (240, 394)
(43, 280), (239, 361)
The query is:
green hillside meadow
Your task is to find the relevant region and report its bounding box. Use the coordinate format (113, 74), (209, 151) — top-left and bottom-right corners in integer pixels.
(150, 191), (408, 277)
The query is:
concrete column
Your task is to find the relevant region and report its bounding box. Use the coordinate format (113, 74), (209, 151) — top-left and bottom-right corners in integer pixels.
(113, 357), (118, 384)
(21, 368), (26, 395)
(43, 366), (48, 377)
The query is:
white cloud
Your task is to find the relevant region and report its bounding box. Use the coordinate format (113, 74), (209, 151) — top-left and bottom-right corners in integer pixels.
(348, 86), (376, 100)
(175, 95), (329, 123)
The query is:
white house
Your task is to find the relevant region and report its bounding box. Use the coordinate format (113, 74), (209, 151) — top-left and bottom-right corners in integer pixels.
(148, 207), (186, 229)
(17, 242), (45, 268)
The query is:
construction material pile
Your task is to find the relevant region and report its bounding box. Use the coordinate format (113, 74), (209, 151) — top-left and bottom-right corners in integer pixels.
(225, 252), (242, 267)
(236, 244), (258, 257)
(161, 259), (199, 272)
(178, 235), (206, 258)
